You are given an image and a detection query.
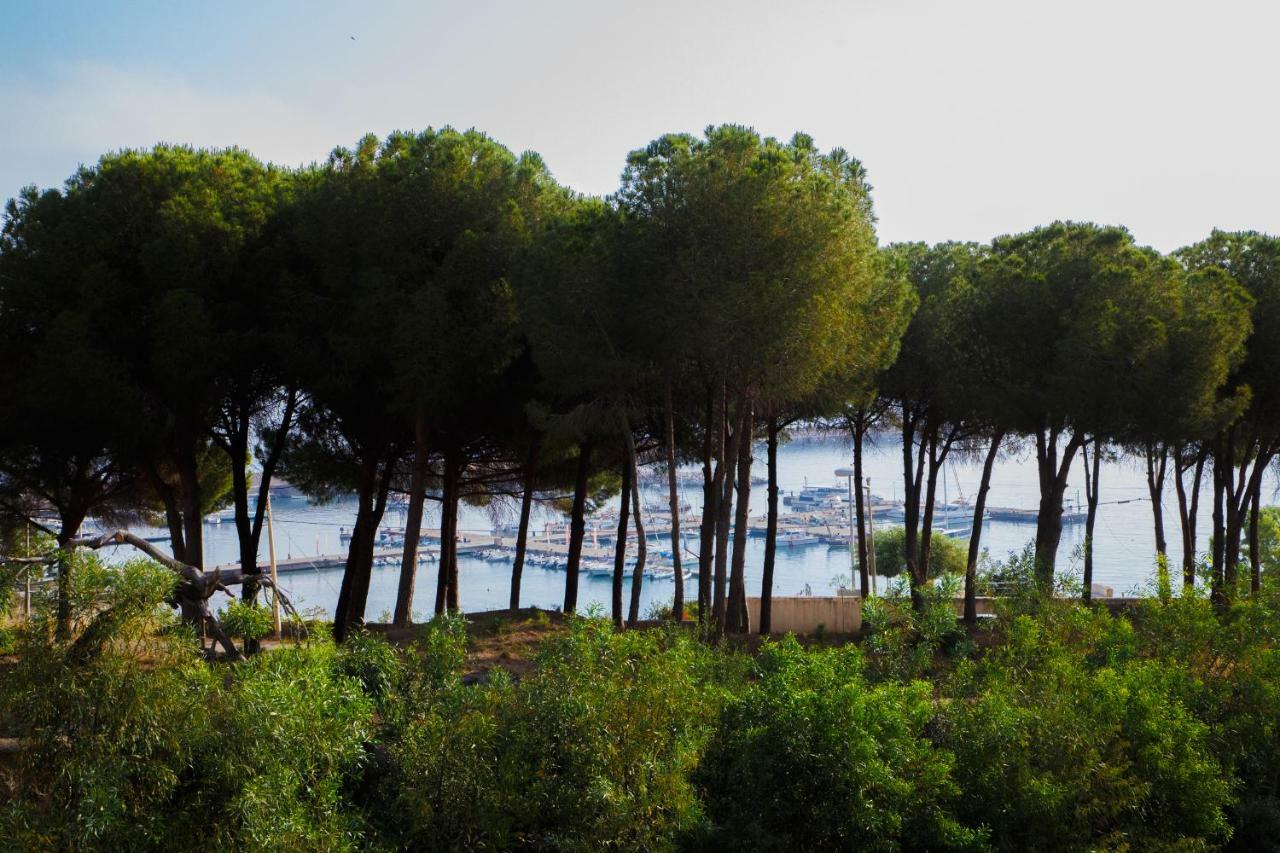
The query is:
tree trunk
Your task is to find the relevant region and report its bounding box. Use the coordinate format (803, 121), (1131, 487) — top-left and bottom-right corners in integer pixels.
(53, 507), (88, 642)
(1082, 440), (1101, 603)
(394, 417), (429, 628)
(350, 458), (394, 627)
(435, 450), (459, 616)
(1032, 427), (1084, 588)
(712, 388), (738, 636)
(1173, 445), (1206, 590)
(760, 417), (780, 635)
(174, 419), (204, 570)
(917, 428), (956, 599)
(563, 441), (592, 615)
(336, 460), (377, 642)
(900, 412), (926, 610)
(1211, 439), (1226, 605)
(626, 427), (648, 629)
(1249, 481), (1262, 595)
(241, 389), (296, 615)
(145, 463), (187, 564)
(852, 415), (869, 599)
(612, 457), (631, 629)
(965, 430), (1003, 624)
(697, 389), (716, 620)
(727, 399), (753, 633)
(664, 384), (684, 622)
(230, 428), (256, 599)
(510, 441), (539, 611)
(1145, 442), (1168, 559)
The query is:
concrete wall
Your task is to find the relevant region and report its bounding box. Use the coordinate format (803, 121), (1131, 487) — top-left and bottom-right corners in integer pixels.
(745, 595), (999, 635)
(746, 596), (862, 635)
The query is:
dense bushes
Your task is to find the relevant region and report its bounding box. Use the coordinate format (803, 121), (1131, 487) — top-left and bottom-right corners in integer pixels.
(0, 558), (374, 851)
(695, 637), (981, 851)
(7, 560), (1280, 849)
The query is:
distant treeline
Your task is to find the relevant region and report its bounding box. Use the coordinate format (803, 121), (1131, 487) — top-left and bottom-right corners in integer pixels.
(1, 125), (1277, 649)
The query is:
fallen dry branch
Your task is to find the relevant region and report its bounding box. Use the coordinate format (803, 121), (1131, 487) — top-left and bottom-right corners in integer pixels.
(6, 530), (309, 661)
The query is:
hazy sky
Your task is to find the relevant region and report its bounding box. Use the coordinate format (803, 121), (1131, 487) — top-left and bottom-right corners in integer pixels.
(2, 0), (1276, 251)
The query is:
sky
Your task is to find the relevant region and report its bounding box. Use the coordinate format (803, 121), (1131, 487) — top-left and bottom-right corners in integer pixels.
(2, 0), (1277, 252)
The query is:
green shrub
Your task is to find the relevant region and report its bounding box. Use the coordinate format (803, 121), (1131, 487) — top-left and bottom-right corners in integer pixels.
(694, 635), (983, 851)
(335, 628), (403, 709)
(380, 617), (737, 851)
(193, 642), (375, 850)
(874, 526), (968, 579)
(939, 610), (1232, 851)
(221, 599), (274, 644)
(0, 559), (375, 852)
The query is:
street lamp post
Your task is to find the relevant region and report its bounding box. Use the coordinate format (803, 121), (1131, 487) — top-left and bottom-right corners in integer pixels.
(866, 479), (877, 596)
(834, 467), (856, 593)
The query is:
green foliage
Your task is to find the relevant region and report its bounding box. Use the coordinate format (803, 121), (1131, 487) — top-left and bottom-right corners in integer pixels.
(378, 617), (741, 851)
(695, 635), (982, 851)
(862, 573), (970, 682)
(220, 599), (274, 643)
(1, 569), (375, 852)
(874, 525), (968, 579)
(940, 604), (1232, 851)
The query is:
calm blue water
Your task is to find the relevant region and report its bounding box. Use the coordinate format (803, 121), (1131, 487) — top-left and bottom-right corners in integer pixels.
(103, 433), (1276, 619)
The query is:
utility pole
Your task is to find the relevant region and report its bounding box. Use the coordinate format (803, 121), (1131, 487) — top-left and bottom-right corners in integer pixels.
(866, 478), (877, 596)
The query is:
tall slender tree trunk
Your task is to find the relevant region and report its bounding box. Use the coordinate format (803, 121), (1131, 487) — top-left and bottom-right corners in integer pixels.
(697, 389), (716, 620)
(1145, 442), (1168, 559)
(350, 460), (394, 628)
(712, 387), (738, 636)
(510, 441), (539, 611)
(1174, 445), (1206, 590)
(435, 450), (459, 616)
(760, 417), (780, 635)
(1082, 440), (1101, 602)
(727, 400), (753, 633)
(901, 412), (926, 610)
(336, 460), (378, 642)
(447, 464), (463, 614)
(238, 389), (297, 621)
(563, 441), (592, 615)
(917, 429), (955, 597)
(612, 457), (631, 629)
(1221, 432), (1247, 598)
(664, 385), (684, 622)
(394, 417), (429, 628)
(230, 427), (257, 601)
(965, 430), (1003, 624)
(146, 464), (187, 564)
(852, 415), (869, 599)
(53, 507), (88, 642)
(626, 428), (647, 629)
(1211, 439), (1227, 605)
(174, 419), (204, 570)
(1249, 482), (1262, 595)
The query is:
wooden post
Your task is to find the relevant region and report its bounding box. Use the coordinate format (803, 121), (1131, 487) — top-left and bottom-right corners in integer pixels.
(266, 492), (281, 637)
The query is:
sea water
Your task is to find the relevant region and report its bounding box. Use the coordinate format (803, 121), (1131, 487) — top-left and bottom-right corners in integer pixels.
(143, 432), (1275, 619)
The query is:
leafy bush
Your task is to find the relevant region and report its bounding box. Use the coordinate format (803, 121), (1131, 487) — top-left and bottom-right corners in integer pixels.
(0, 558), (375, 852)
(379, 617), (737, 851)
(938, 610), (1232, 850)
(220, 598), (274, 644)
(874, 525), (968, 579)
(694, 635), (983, 851)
